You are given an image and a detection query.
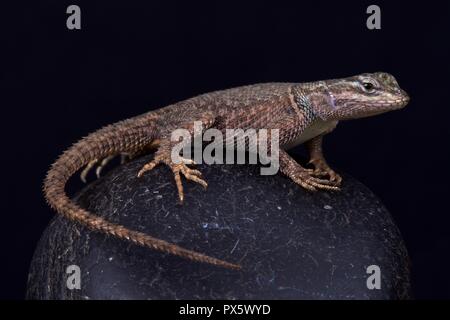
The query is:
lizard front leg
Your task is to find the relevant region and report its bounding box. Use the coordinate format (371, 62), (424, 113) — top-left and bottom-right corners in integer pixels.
(306, 134), (342, 186)
(137, 112), (216, 203)
(254, 114), (339, 191)
(279, 149), (340, 191)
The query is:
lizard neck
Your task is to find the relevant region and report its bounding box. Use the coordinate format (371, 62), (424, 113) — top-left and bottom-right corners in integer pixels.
(283, 84), (338, 149)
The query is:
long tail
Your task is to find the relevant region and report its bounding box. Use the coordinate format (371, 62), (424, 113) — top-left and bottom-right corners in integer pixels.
(43, 114), (241, 270)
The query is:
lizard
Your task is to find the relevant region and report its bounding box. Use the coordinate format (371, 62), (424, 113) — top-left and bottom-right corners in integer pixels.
(43, 72), (409, 270)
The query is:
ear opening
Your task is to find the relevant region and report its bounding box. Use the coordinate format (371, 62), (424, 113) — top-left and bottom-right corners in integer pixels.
(293, 87), (334, 121)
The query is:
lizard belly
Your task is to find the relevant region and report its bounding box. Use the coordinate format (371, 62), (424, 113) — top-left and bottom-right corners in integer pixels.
(283, 119), (337, 149)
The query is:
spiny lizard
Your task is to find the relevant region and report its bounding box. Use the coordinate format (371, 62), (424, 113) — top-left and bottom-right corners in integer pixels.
(44, 72), (409, 270)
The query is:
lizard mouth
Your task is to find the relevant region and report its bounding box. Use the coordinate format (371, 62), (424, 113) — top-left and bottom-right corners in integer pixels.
(371, 95), (410, 109)
(336, 94), (410, 120)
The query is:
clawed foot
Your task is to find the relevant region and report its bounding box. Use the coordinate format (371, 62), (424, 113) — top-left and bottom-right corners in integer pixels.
(306, 158), (342, 187)
(137, 155), (207, 203)
(80, 153), (131, 183)
(291, 167), (341, 191)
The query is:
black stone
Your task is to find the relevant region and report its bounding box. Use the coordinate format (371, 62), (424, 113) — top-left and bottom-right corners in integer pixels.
(27, 154), (412, 299)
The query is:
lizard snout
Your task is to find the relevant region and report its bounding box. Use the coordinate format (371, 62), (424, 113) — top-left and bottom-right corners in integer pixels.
(399, 90), (410, 107)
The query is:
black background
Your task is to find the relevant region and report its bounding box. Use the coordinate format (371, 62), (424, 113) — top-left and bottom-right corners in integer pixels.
(3, 1), (449, 299)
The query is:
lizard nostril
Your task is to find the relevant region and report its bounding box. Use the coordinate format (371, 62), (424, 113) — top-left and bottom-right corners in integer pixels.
(402, 93), (410, 103)
(397, 89), (409, 104)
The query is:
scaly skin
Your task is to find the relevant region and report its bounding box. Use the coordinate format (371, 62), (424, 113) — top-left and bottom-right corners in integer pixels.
(44, 72), (409, 270)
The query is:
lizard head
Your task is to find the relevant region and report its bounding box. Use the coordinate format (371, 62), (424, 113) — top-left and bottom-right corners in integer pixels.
(313, 72), (409, 121)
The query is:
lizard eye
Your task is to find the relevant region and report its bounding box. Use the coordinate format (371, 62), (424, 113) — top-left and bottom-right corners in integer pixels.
(361, 80), (376, 93)
(363, 82), (374, 90)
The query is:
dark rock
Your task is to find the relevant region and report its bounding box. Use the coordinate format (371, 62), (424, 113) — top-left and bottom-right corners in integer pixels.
(27, 154), (412, 299)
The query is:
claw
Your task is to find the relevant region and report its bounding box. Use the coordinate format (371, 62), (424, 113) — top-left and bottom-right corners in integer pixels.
(291, 166), (342, 192)
(181, 167), (208, 189)
(180, 158), (197, 165)
(81, 153), (129, 182)
(80, 159), (98, 183)
(307, 176), (335, 185)
(293, 176), (317, 192)
(137, 155), (207, 203)
(96, 155), (115, 178)
(307, 179), (341, 191)
(173, 169), (184, 203)
(137, 160), (158, 177)
(308, 159), (342, 186)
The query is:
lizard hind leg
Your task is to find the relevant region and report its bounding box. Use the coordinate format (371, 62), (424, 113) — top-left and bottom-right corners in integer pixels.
(80, 154), (125, 183)
(137, 112), (216, 203)
(137, 153), (207, 203)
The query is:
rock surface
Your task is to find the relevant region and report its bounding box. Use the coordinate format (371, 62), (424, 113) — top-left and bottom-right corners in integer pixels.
(27, 154), (412, 299)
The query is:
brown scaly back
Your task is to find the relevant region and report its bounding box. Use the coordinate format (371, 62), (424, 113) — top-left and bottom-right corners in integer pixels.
(43, 113), (241, 270)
